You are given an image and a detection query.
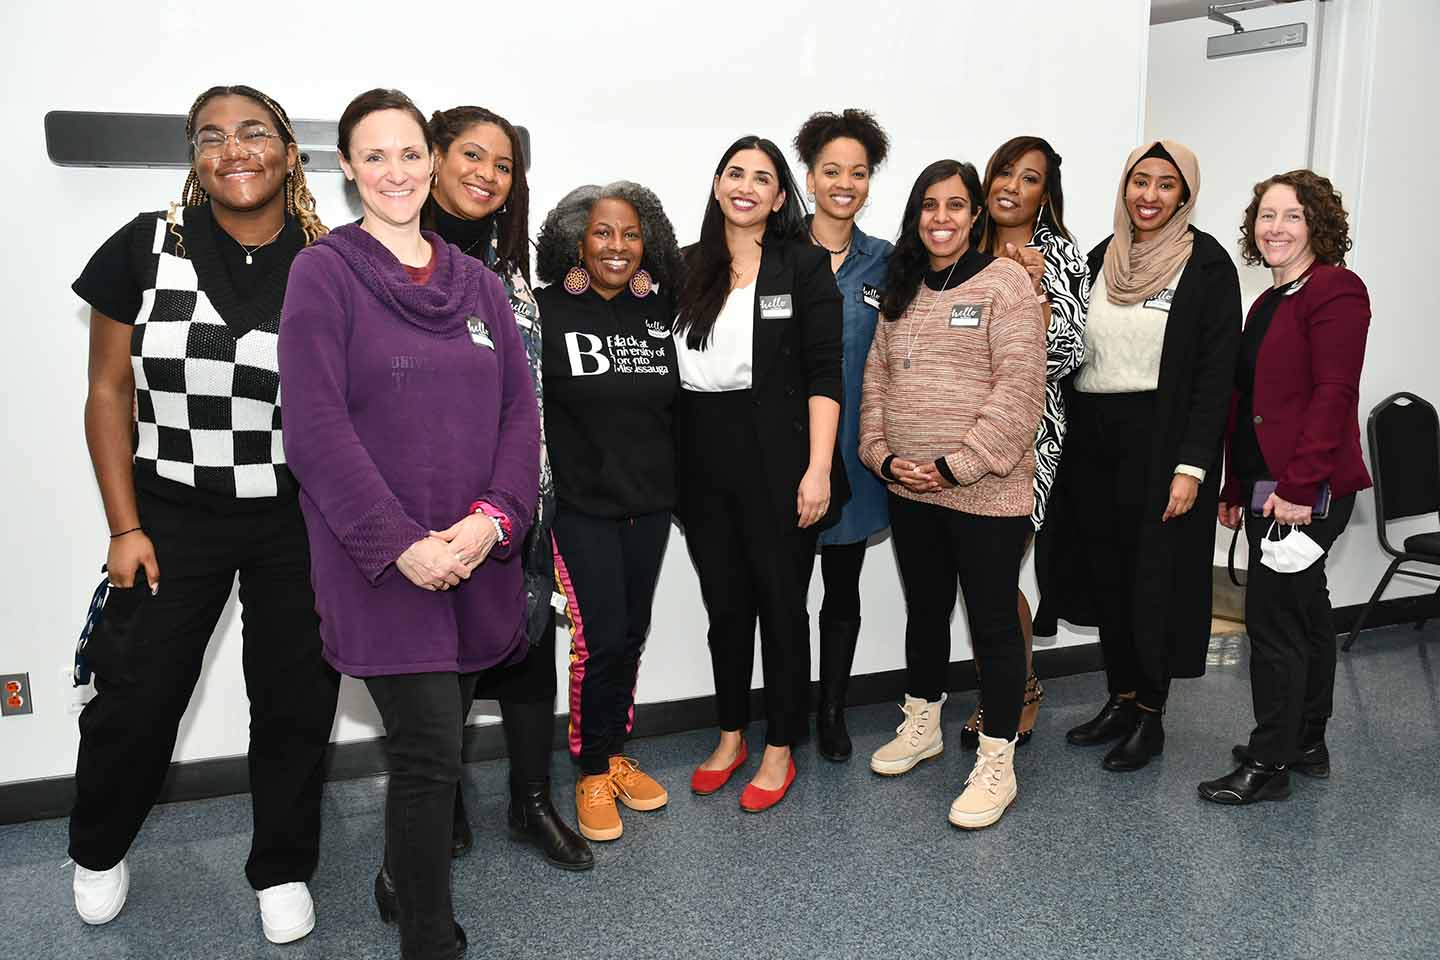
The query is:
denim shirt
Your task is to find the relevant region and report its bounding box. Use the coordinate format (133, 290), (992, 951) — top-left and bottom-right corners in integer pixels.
(818, 223), (893, 546)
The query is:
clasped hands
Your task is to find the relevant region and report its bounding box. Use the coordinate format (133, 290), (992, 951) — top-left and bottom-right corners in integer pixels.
(396, 513), (500, 592)
(890, 457), (956, 494)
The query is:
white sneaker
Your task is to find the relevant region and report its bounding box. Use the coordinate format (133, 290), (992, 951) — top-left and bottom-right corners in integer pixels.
(256, 881), (316, 944)
(869, 693), (946, 775)
(73, 858), (129, 924)
(948, 732), (1018, 830)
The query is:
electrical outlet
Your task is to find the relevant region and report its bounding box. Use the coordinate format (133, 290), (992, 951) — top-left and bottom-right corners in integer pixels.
(1, 673), (33, 716)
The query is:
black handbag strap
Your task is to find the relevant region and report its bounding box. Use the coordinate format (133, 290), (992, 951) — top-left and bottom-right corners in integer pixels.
(1227, 524), (1246, 588)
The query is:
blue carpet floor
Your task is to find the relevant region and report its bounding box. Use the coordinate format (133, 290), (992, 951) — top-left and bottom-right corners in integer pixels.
(3, 622), (1438, 959)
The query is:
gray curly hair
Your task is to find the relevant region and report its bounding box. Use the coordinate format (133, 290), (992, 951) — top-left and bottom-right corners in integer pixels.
(536, 181), (685, 296)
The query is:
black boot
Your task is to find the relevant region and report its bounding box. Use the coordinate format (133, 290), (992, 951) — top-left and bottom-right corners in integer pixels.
(451, 784), (473, 858)
(1102, 707), (1164, 771)
(509, 779), (594, 871)
(1198, 760), (1292, 804)
(1065, 695), (1137, 746)
(1231, 737), (1330, 778)
(817, 618), (860, 762)
(374, 863), (468, 953)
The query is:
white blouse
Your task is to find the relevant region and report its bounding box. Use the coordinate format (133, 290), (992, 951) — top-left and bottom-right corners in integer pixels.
(676, 282), (755, 392)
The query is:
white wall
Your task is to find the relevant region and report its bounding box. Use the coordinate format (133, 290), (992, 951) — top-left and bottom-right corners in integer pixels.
(0, 0), (1149, 785)
(1146, 0), (1440, 599)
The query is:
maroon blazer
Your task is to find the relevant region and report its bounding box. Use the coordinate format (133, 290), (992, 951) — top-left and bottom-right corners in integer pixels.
(1221, 262), (1372, 507)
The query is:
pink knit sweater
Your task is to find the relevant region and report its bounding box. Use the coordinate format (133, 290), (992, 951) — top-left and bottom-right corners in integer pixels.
(859, 258), (1045, 517)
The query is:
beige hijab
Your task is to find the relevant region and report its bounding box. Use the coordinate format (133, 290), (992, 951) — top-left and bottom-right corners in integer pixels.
(1103, 139), (1200, 305)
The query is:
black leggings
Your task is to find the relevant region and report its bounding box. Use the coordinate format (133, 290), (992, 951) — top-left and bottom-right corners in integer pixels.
(819, 539), (867, 624)
(888, 493), (1030, 741)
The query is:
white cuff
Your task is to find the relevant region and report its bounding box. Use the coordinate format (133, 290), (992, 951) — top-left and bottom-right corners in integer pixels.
(1175, 464), (1207, 483)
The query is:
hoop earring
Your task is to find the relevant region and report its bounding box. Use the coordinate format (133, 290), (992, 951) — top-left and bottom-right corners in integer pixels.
(563, 261), (591, 295)
(628, 268), (653, 298)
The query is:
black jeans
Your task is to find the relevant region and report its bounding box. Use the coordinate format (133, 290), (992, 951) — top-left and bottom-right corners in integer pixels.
(552, 508), (670, 776)
(888, 493), (1030, 741)
(820, 539), (867, 624)
(1242, 493), (1355, 764)
(472, 608), (558, 786)
(1067, 390), (1171, 708)
(366, 671), (479, 960)
(679, 390), (818, 748)
(69, 490), (339, 890)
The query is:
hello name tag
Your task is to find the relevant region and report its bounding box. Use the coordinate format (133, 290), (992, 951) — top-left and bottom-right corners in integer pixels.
(1143, 289), (1176, 312)
(466, 315), (494, 349)
(759, 294), (794, 319)
(510, 297), (537, 327)
(861, 284), (883, 310)
(948, 304), (984, 327)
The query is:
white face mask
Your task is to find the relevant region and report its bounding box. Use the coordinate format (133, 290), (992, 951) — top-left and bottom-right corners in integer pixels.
(1258, 522), (1325, 574)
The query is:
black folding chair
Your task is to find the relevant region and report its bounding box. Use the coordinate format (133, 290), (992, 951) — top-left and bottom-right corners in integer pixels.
(1344, 392), (1440, 650)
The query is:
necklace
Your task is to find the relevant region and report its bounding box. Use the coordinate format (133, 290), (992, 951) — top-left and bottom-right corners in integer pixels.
(903, 258), (962, 369)
(809, 226), (852, 257)
(235, 223), (285, 265)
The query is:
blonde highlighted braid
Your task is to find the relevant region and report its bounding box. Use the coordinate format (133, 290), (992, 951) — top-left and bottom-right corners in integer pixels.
(177, 84), (328, 248)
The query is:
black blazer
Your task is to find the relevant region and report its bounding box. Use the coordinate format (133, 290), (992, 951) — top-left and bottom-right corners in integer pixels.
(677, 237), (850, 531)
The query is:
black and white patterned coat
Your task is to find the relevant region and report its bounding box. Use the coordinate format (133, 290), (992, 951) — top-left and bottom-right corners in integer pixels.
(1030, 220), (1091, 529)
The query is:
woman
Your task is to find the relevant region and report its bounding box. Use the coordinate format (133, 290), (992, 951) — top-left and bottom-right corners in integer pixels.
(534, 181), (684, 840)
(68, 84), (337, 944)
(1200, 170), (1371, 804)
(860, 160), (1045, 830)
(422, 105), (591, 871)
(1046, 140), (1240, 772)
(960, 136), (1090, 748)
(677, 136), (847, 812)
(792, 109), (893, 763)
(280, 89), (539, 959)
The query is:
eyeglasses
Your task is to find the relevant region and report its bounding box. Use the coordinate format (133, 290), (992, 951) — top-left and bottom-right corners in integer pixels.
(192, 126), (281, 160)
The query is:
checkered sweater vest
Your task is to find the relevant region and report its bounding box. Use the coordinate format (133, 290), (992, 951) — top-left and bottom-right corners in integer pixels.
(130, 207), (296, 499)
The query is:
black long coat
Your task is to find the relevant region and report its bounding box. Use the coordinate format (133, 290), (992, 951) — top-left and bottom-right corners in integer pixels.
(1039, 227), (1241, 680)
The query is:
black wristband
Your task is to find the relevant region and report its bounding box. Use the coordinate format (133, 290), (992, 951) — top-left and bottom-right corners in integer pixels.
(880, 455), (898, 481)
(109, 526), (142, 540)
(933, 457), (959, 486)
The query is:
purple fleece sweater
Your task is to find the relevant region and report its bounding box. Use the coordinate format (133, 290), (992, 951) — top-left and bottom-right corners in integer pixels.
(279, 224), (539, 676)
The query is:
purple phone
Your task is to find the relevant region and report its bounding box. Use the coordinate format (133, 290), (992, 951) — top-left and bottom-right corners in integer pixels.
(1250, 480), (1331, 519)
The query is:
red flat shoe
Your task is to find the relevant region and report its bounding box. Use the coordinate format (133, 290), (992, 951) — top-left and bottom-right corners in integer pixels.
(739, 759), (796, 813)
(691, 741), (749, 796)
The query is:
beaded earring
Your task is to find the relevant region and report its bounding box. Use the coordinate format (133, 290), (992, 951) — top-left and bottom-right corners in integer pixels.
(563, 259), (591, 295)
(628, 268), (654, 298)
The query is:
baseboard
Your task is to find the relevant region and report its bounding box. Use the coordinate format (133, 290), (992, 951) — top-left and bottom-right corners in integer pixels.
(0, 642), (1103, 826)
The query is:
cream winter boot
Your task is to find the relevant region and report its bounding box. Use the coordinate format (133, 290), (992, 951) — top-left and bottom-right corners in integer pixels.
(869, 694), (946, 775)
(948, 732), (1017, 829)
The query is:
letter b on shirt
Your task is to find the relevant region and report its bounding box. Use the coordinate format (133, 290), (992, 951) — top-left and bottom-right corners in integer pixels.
(565, 332), (610, 376)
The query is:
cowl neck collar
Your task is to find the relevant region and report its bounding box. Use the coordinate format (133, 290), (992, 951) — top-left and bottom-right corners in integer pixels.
(318, 223), (481, 334)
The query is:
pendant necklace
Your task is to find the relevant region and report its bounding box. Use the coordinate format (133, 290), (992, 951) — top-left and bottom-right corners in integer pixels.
(903, 257), (962, 369)
(236, 223), (285, 266)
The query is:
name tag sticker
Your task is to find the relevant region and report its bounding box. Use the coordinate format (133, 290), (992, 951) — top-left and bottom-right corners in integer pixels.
(644, 317), (672, 340)
(1143, 289), (1175, 312)
(759, 294), (794, 319)
(861, 284), (883, 310)
(510, 297), (538, 322)
(467, 315), (494, 349)
(948, 304), (983, 327)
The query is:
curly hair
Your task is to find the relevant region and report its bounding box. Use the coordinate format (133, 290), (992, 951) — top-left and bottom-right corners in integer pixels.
(793, 108), (890, 171)
(881, 159), (985, 320)
(535, 181), (684, 297)
(1239, 168), (1352, 267)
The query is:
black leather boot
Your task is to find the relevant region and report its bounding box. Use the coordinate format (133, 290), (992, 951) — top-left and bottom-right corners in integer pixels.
(374, 863), (468, 954)
(1232, 737), (1330, 778)
(1065, 695), (1138, 746)
(1198, 760), (1292, 804)
(817, 618), (861, 762)
(509, 778), (594, 871)
(1102, 707), (1164, 771)
(451, 785), (473, 858)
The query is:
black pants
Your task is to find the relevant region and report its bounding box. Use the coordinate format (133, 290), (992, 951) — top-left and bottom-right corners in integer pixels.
(367, 671), (477, 960)
(888, 493), (1030, 741)
(69, 490), (339, 890)
(820, 539), (867, 624)
(1067, 390), (1171, 707)
(471, 608), (558, 787)
(1242, 493), (1355, 764)
(552, 508), (670, 776)
(679, 390), (817, 748)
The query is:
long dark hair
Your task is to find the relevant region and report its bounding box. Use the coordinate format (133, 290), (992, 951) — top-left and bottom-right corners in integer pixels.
(675, 136), (806, 349)
(978, 135), (1073, 252)
(423, 105), (532, 284)
(881, 160), (984, 320)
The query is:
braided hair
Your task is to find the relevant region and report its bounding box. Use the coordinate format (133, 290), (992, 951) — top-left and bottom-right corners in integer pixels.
(180, 84), (327, 245)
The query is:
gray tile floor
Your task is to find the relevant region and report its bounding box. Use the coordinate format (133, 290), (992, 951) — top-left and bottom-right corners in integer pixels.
(4, 623), (1438, 959)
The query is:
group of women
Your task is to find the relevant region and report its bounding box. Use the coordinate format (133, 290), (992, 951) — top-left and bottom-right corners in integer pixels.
(67, 83), (1373, 959)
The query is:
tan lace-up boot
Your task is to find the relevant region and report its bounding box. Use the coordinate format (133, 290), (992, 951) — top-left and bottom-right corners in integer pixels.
(869, 693), (947, 775)
(948, 732), (1017, 830)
